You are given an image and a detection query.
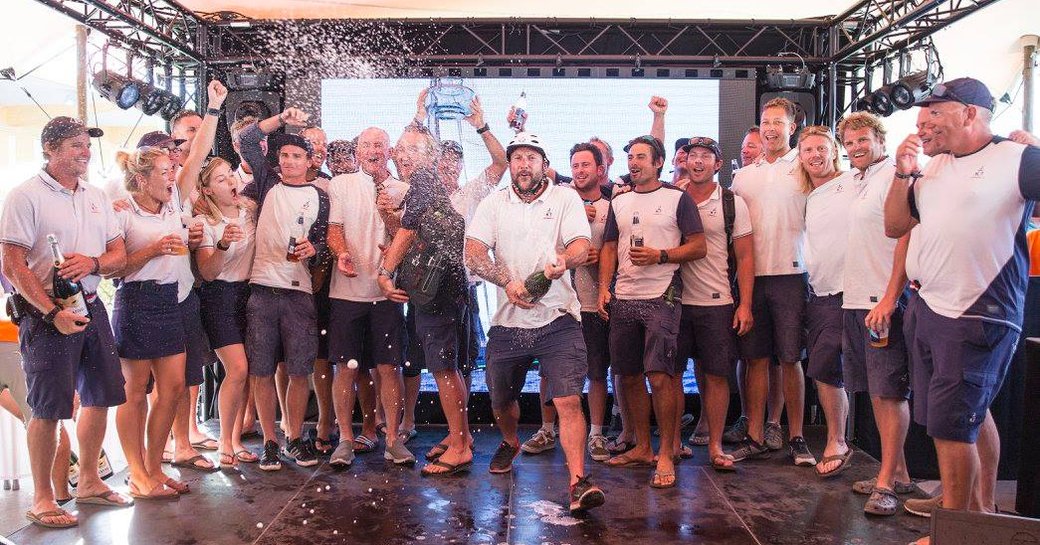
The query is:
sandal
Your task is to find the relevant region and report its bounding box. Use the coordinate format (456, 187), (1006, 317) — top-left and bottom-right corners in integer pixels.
(375, 423), (387, 437)
(164, 478), (189, 494)
(128, 481), (179, 501)
(398, 428), (418, 444)
(353, 434), (378, 453)
(815, 449), (854, 478)
(650, 471), (677, 489)
(425, 443), (449, 462)
(25, 508), (78, 528)
(678, 445), (694, 459)
(420, 459), (473, 477)
(75, 489), (134, 507)
(313, 437), (334, 456)
(171, 454), (218, 472)
(606, 438), (637, 455)
(605, 452), (655, 468)
(235, 449), (259, 463)
(190, 438), (219, 451)
(219, 452), (238, 468)
(710, 454), (737, 472)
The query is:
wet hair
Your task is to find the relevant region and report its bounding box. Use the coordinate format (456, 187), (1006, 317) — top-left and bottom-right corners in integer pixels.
(836, 111), (887, 146)
(569, 142), (603, 166)
(115, 147), (169, 193)
(762, 97), (797, 123)
(795, 125), (843, 194)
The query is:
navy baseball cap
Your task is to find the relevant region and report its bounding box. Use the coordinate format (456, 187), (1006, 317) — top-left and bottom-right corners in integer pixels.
(915, 77), (995, 111)
(681, 136), (722, 161)
(40, 116), (103, 146)
(266, 132), (314, 164)
(137, 131), (185, 149)
(674, 137), (690, 152)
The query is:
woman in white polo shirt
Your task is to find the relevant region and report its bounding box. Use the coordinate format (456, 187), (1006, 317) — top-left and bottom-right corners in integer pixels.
(111, 147), (192, 500)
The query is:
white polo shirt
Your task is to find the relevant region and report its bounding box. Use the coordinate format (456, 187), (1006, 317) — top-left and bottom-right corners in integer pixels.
(905, 137), (1040, 329)
(195, 207), (256, 283)
(0, 170), (122, 296)
(467, 182), (591, 329)
(573, 195), (611, 312)
(680, 184), (752, 306)
(603, 184), (702, 300)
(117, 196), (194, 301)
(731, 148), (807, 276)
(250, 183), (326, 293)
(843, 158), (899, 310)
(327, 171), (409, 302)
(804, 171), (863, 296)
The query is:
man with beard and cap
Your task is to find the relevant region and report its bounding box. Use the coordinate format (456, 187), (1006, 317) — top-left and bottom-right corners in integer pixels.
(238, 107), (329, 471)
(598, 134), (705, 490)
(884, 79), (1040, 542)
(466, 132), (605, 513)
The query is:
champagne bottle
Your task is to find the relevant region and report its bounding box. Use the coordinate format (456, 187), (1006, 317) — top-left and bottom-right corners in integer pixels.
(286, 211), (305, 262)
(509, 91), (528, 133)
(67, 451), (80, 488)
(98, 449), (114, 480)
(630, 212), (644, 248)
(47, 234), (89, 317)
(523, 269), (551, 303)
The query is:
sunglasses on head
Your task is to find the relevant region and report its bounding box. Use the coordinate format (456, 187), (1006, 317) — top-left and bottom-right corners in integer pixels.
(689, 137), (717, 147)
(929, 83), (970, 107)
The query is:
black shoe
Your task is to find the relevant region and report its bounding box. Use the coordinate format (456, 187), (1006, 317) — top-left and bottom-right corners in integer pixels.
(282, 438), (319, 467)
(259, 440), (282, 471)
(569, 475), (605, 514)
(488, 441), (520, 474)
(729, 437), (770, 462)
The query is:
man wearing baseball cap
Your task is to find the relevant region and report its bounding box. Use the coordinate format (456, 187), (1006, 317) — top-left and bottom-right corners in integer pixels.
(466, 132), (605, 513)
(1, 117), (133, 528)
(884, 77), (1040, 541)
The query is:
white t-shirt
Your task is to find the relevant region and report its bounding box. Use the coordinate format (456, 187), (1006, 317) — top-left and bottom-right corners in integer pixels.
(0, 171), (122, 296)
(116, 197), (194, 301)
(804, 172), (863, 296)
(680, 184), (752, 306)
(843, 158), (900, 310)
(195, 207), (256, 283)
(603, 184), (703, 300)
(573, 195), (611, 312)
(250, 183), (326, 293)
(467, 183), (591, 329)
(327, 171), (409, 302)
(234, 166), (253, 190)
(905, 138), (1040, 329)
(731, 148), (807, 276)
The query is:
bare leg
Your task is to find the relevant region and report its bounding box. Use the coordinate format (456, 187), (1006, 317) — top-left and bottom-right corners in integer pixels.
(934, 437), (979, 512)
(402, 373), (420, 434)
(745, 358), (770, 443)
(648, 372), (678, 483)
(814, 381), (849, 473)
(609, 375), (653, 461)
(780, 360), (805, 439)
(284, 374), (312, 442)
(240, 380), (257, 434)
(116, 359), (161, 492)
(187, 384), (212, 444)
(51, 424), (71, 500)
(73, 406), (117, 497)
(214, 344), (248, 458)
(704, 373), (731, 465)
(538, 378), (557, 430)
(554, 395), (587, 485)
(735, 359), (748, 417)
(377, 364), (404, 448)
(588, 378), (608, 429)
(313, 359), (334, 441)
(767, 362), (784, 424)
(149, 355), (188, 481)
(423, 370), (472, 473)
(252, 376), (280, 445)
(872, 396), (911, 489)
(27, 417), (75, 525)
(275, 363), (289, 435)
(492, 401), (521, 448)
(357, 370), (377, 442)
(974, 411), (1000, 513)
(332, 366), (359, 443)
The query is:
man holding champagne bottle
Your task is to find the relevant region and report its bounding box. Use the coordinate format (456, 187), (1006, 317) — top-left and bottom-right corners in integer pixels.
(1, 116), (133, 528)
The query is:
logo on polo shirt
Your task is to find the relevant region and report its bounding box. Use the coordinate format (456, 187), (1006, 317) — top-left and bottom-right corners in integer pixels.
(543, 208), (554, 220)
(707, 207), (718, 217)
(89, 201), (101, 214)
(654, 206), (663, 215)
(972, 166), (985, 179)
(835, 184), (843, 192)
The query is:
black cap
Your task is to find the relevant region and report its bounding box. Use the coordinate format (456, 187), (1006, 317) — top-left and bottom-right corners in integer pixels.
(137, 131), (185, 149)
(674, 138), (690, 152)
(266, 133), (314, 164)
(40, 116), (103, 147)
(915, 77), (995, 111)
(681, 136), (722, 161)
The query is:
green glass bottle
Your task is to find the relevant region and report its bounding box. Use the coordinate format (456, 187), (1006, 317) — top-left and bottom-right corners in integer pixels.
(523, 269), (552, 303)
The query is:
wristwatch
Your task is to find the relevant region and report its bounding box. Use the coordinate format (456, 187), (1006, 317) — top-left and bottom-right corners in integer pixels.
(659, 249), (668, 264)
(216, 240), (230, 252)
(90, 256), (100, 275)
(206, 107), (221, 117)
(476, 123), (491, 134)
(42, 306), (60, 324)
(377, 266), (395, 279)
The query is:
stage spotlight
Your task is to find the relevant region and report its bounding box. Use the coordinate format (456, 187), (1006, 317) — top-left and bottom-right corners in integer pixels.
(134, 83), (169, 116)
(870, 88), (895, 116)
(92, 70), (140, 109)
(890, 71), (932, 110)
(159, 92), (183, 121)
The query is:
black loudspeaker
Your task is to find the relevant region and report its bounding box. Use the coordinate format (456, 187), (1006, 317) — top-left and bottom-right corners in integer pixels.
(223, 89), (282, 128)
(760, 91), (816, 127)
(1017, 336), (1040, 517)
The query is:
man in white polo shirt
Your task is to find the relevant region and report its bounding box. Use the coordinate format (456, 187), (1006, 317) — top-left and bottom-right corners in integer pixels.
(466, 132), (605, 514)
(675, 137), (754, 472)
(598, 135), (706, 489)
(730, 97), (811, 464)
(836, 112), (915, 515)
(325, 126), (413, 467)
(1, 117), (132, 528)
(884, 78), (1040, 543)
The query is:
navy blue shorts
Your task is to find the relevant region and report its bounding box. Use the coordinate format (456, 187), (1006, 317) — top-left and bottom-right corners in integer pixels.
(843, 308), (910, 399)
(198, 280), (249, 350)
(18, 296), (125, 420)
(580, 312), (610, 381)
(609, 297), (681, 376)
(903, 294), (1019, 443)
(738, 273), (808, 363)
(112, 281), (184, 360)
(328, 299), (405, 368)
(246, 285), (317, 378)
(414, 302), (467, 374)
(675, 304), (738, 378)
(179, 290), (208, 387)
(485, 316), (587, 410)
(805, 293), (844, 388)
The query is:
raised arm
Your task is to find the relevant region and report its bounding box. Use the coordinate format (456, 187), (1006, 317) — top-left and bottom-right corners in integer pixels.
(177, 80), (227, 200)
(465, 96), (507, 183)
(884, 135), (922, 238)
(649, 96), (667, 147)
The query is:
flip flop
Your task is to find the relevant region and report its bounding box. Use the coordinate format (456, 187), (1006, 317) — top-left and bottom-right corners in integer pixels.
(605, 453), (655, 468)
(314, 437), (334, 455)
(128, 481), (179, 501)
(815, 449), (854, 478)
(679, 445), (694, 459)
(425, 443), (449, 462)
(375, 423), (387, 437)
(421, 459), (473, 477)
(162, 449), (174, 464)
(650, 471), (677, 489)
(354, 434), (378, 453)
(190, 438), (219, 451)
(710, 454), (737, 473)
(171, 454), (218, 472)
(398, 428), (418, 444)
(25, 508), (78, 528)
(606, 438), (637, 455)
(75, 489), (134, 507)
(219, 452), (239, 469)
(164, 478), (189, 494)
(55, 496), (73, 506)
(235, 449), (259, 463)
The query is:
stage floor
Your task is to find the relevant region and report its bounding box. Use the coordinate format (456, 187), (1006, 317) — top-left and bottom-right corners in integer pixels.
(3, 424), (932, 545)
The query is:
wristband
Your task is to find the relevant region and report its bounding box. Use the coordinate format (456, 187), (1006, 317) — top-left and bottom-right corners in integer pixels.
(90, 256), (100, 275)
(659, 249), (669, 264)
(377, 266), (395, 279)
(894, 170), (922, 180)
(42, 306), (60, 324)
(206, 107), (221, 117)
(476, 123), (491, 134)
(216, 240), (230, 252)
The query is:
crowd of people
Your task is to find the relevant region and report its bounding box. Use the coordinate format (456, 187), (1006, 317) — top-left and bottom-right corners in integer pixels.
(0, 76), (1037, 545)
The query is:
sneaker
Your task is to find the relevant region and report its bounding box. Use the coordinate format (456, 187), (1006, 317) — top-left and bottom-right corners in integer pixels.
(521, 428), (557, 455)
(329, 442), (355, 469)
(729, 437), (770, 462)
(587, 435), (610, 462)
(282, 437), (319, 467)
(852, 477), (917, 495)
(789, 436), (817, 467)
(904, 494), (943, 518)
(569, 475), (605, 514)
(722, 416), (748, 444)
(259, 440), (282, 471)
(383, 442), (416, 465)
(489, 441), (520, 474)
(763, 422), (784, 450)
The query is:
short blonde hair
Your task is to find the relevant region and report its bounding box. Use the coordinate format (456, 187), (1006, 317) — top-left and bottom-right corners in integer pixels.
(762, 97), (797, 123)
(795, 126), (843, 194)
(115, 147), (169, 193)
(837, 112), (887, 146)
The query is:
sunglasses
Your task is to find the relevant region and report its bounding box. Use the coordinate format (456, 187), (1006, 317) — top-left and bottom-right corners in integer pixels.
(688, 137), (718, 147)
(929, 83), (970, 107)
